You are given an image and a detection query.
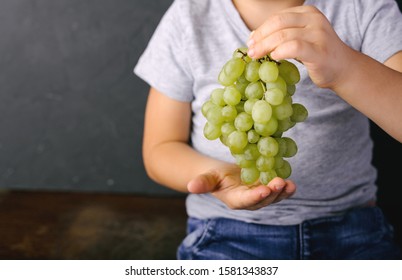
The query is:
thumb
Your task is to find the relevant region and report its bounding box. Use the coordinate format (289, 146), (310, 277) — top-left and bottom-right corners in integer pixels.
(187, 171), (220, 194)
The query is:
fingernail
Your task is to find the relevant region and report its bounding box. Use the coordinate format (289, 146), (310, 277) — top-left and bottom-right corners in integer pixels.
(248, 48), (255, 57)
(275, 185), (284, 191)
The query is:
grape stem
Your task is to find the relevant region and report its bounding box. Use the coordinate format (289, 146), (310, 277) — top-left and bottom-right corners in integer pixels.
(260, 55), (281, 65)
(235, 48), (281, 65)
(237, 49), (247, 57)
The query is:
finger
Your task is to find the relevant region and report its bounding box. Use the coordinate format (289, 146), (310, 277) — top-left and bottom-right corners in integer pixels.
(248, 12), (308, 48)
(271, 179), (296, 203)
(245, 178), (286, 209)
(187, 171), (220, 194)
(216, 184), (272, 210)
(276, 5), (322, 15)
(256, 177), (288, 206)
(270, 39), (318, 63)
(249, 27), (306, 59)
(267, 177), (287, 189)
(246, 186), (283, 210)
(248, 6), (326, 60)
(246, 178), (296, 210)
(248, 5), (323, 45)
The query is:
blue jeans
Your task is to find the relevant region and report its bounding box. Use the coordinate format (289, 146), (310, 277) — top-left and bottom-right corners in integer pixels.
(177, 206), (401, 260)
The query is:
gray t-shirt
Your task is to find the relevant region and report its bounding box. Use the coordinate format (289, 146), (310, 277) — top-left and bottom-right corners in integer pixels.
(134, 0), (402, 225)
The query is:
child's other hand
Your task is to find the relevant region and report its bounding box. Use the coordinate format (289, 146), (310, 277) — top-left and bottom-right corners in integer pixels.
(247, 5), (353, 89)
(187, 164), (296, 210)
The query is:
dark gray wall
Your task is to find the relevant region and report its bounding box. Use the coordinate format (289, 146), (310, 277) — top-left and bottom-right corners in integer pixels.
(0, 0), (175, 195)
(0, 0), (401, 198)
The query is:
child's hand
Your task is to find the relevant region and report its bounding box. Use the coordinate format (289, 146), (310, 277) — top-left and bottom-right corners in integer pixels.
(187, 163), (296, 210)
(247, 5), (353, 90)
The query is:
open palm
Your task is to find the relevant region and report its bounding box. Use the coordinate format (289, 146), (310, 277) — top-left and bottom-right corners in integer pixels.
(187, 163), (296, 210)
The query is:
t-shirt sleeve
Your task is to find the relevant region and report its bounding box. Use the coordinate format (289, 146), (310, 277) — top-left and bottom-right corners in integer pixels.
(133, 0), (193, 102)
(356, 0), (402, 63)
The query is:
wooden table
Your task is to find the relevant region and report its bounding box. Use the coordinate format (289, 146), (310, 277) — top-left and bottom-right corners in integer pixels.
(0, 189), (187, 260)
(0, 189), (400, 260)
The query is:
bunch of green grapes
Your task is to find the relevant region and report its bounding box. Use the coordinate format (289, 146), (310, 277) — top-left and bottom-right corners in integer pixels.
(202, 47), (308, 185)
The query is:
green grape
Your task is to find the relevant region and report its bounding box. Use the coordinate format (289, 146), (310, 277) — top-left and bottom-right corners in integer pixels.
(233, 153), (255, 168)
(221, 122), (236, 136)
(252, 100), (272, 123)
(224, 57), (246, 80)
(283, 137), (298, 158)
(243, 143), (260, 161)
(257, 137), (279, 157)
(276, 159), (292, 179)
(271, 130), (283, 138)
(287, 84), (296, 96)
(221, 105), (237, 122)
(223, 85), (242, 106)
(235, 100), (245, 113)
(244, 98), (258, 114)
(277, 118), (295, 132)
(290, 103), (308, 123)
(203, 122), (221, 140)
(259, 170), (277, 185)
(266, 76), (287, 94)
(275, 137), (288, 157)
(256, 155), (275, 172)
(234, 112), (253, 132)
(233, 47), (251, 63)
(211, 88), (226, 106)
(218, 70), (236, 86)
(283, 93), (293, 104)
(233, 47), (247, 58)
(278, 60), (300, 85)
(241, 166), (260, 184)
(259, 61), (279, 83)
(274, 156), (285, 169)
(220, 134), (229, 146)
(265, 88), (285, 106)
(273, 102), (293, 120)
(247, 129), (260, 144)
(206, 105), (224, 124)
(245, 81), (264, 99)
(228, 130), (248, 154)
(253, 117), (278, 136)
(235, 74), (249, 100)
(245, 60), (261, 82)
(201, 100), (215, 117)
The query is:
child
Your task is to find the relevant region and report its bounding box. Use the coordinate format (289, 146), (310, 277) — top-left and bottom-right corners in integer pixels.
(134, 0), (402, 259)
